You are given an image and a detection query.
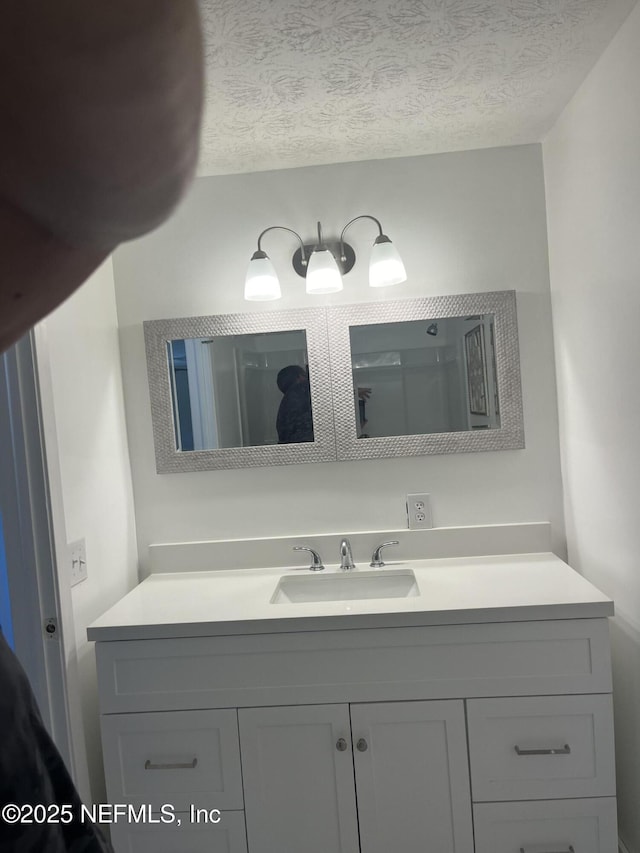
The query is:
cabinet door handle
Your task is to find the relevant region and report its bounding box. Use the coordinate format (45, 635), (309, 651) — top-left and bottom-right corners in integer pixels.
(144, 758), (198, 770)
(514, 743), (571, 756)
(520, 847), (574, 853)
(336, 738), (348, 752)
(356, 738), (368, 752)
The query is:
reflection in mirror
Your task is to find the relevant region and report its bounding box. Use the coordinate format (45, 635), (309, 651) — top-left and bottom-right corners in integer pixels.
(144, 307), (336, 472)
(167, 330), (313, 450)
(330, 291), (523, 461)
(349, 315), (499, 438)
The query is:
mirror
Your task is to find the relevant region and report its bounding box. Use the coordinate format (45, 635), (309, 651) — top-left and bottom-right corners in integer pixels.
(328, 291), (524, 461)
(167, 330), (313, 451)
(144, 291), (524, 472)
(144, 308), (336, 472)
(349, 315), (500, 439)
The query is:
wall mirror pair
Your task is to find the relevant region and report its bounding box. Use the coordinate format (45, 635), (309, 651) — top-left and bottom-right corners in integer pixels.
(144, 291), (524, 473)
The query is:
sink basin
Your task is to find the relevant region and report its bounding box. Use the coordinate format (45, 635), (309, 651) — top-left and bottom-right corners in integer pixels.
(271, 569), (419, 604)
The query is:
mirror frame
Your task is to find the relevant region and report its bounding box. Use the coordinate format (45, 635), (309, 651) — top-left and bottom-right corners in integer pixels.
(143, 308), (335, 472)
(327, 290), (524, 460)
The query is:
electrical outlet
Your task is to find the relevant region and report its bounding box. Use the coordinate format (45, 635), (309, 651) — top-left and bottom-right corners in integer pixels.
(68, 538), (88, 586)
(406, 494), (433, 530)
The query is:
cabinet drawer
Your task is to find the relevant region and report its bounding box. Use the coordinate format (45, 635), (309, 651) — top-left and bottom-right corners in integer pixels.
(101, 710), (243, 811)
(473, 798), (618, 853)
(467, 694), (615, 801)
(109, 809), (247, 853)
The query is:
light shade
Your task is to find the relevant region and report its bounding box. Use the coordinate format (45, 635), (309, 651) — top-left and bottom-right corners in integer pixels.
(369, 236), (407, 288)
(244, 253), (282, 301)
(305, 249), (343, 295)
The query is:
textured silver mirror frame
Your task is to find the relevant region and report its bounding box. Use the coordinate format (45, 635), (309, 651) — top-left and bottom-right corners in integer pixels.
(144, 308), (336, 472)
(328, 291), (524, 460)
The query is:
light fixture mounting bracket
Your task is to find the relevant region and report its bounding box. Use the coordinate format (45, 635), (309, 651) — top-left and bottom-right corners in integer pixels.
(292, 241), (355, 278)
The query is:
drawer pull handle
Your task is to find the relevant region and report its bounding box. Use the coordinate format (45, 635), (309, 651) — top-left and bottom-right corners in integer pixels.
(336, 738), (348, 752)
(520, 847), (574, 853)
(514, 744), (571, 756)
(144, 758), (198, 771)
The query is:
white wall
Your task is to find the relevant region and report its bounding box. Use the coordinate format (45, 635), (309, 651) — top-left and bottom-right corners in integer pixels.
(41, 258), (138, 803)
(113, 143), (565, 573)
(543, 4), (640, 850)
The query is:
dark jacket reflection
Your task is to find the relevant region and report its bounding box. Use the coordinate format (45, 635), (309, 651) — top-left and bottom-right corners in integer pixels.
(276, 365), (314, 444)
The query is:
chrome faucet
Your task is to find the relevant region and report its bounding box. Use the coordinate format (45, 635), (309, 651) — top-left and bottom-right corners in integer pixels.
(370, 540), (400, 568)
(293, 546), (324, 571)
(339, 538), (355, 571)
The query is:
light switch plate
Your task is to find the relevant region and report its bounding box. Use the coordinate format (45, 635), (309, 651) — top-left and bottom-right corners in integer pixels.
(406, 494), (434, 530)
(68, 538), (88, 586)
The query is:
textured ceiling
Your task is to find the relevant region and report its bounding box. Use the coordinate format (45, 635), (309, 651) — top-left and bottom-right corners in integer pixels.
(197, 0), (637, 175)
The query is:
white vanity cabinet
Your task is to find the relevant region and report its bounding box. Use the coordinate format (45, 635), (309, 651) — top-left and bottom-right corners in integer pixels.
(93, 615), (617, 853)
(239, 700), (473, 853)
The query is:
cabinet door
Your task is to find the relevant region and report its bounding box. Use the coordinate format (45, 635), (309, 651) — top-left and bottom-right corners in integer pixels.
(238, 704), (360, 853)
(351, 700), (474, 853)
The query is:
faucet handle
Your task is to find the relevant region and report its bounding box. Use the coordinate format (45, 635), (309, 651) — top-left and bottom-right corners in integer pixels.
(370, 540), (400, 568)
(293, 546), (325, 572)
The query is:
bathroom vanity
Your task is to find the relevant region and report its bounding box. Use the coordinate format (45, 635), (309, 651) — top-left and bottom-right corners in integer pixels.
(88, 553), (617, 853)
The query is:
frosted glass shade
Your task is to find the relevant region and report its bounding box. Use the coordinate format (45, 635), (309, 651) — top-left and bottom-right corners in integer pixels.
(305, 249), (343, 295)
(244, 255), (281, 301)
(369, 238), (407, 288)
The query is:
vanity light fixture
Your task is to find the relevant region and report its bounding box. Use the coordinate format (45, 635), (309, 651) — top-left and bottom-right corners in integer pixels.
(244, 215), (406, 301)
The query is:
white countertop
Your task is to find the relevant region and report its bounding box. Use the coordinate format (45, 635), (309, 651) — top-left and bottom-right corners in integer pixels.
(87, 552), (613, 642)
